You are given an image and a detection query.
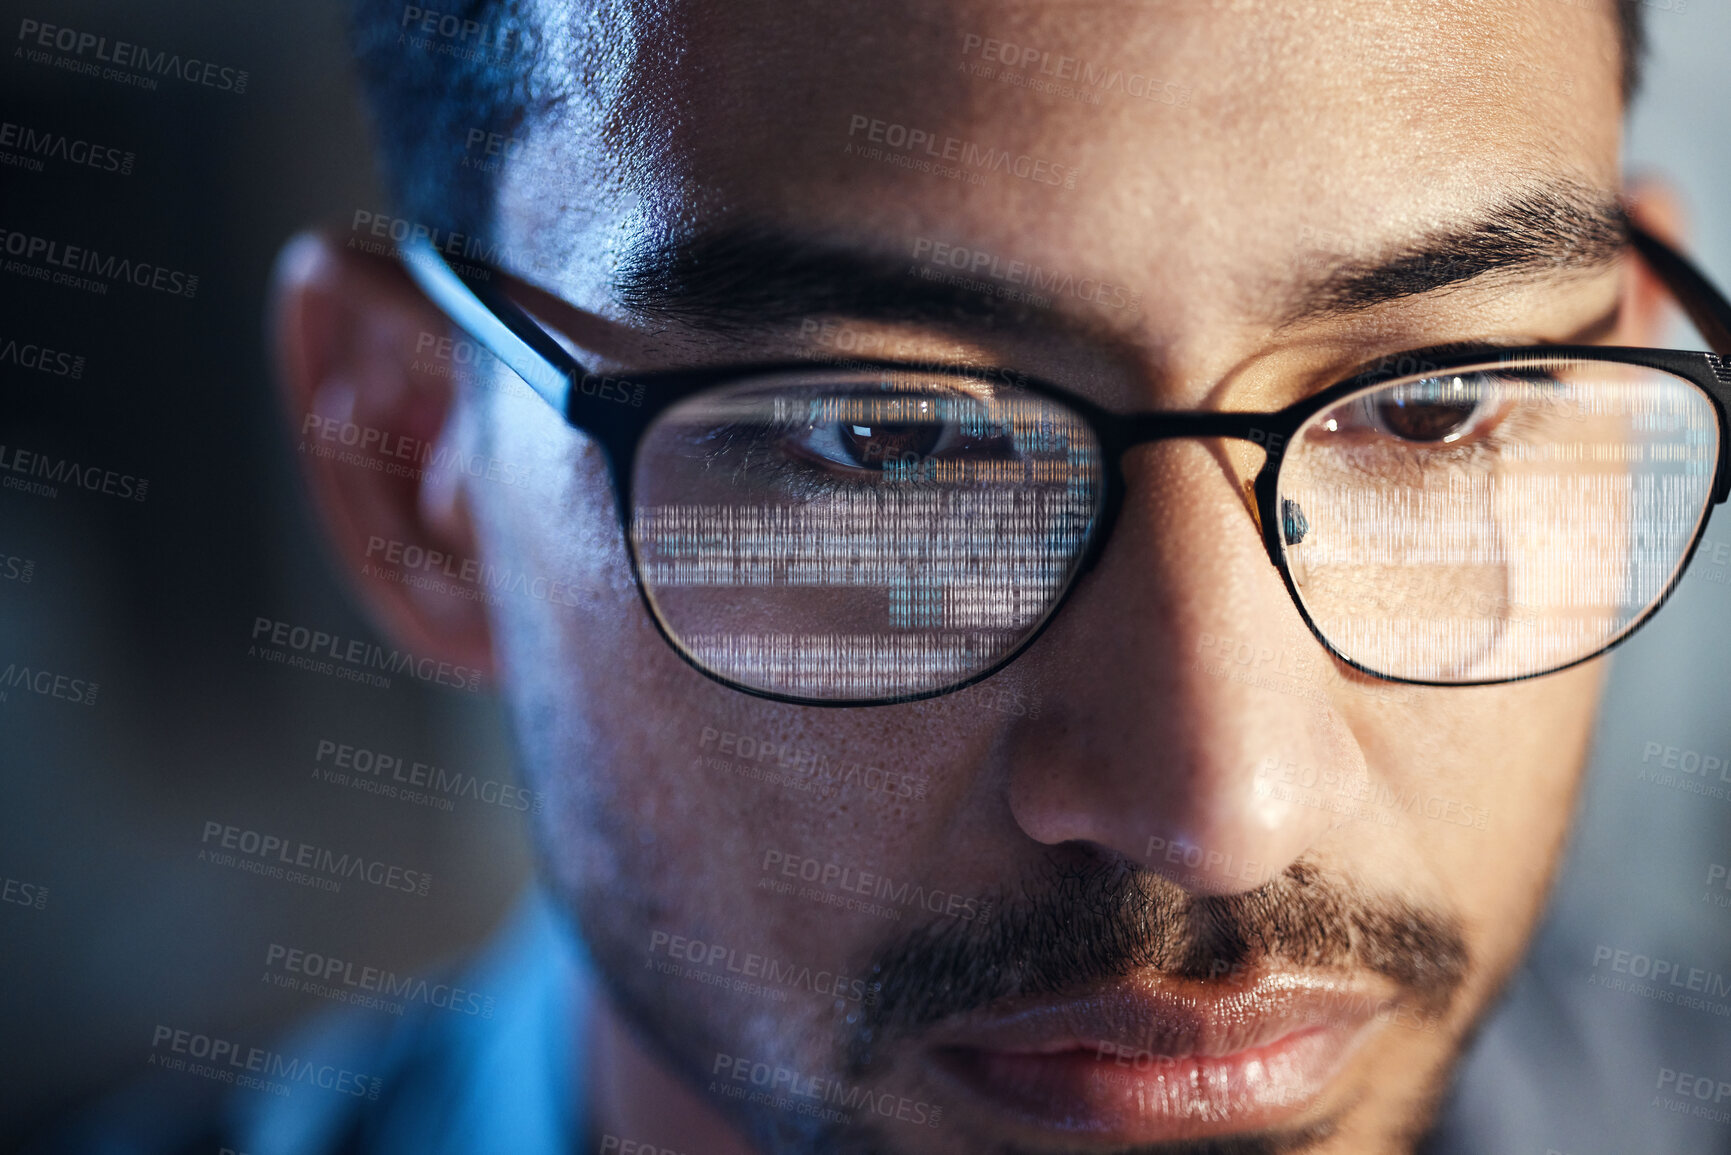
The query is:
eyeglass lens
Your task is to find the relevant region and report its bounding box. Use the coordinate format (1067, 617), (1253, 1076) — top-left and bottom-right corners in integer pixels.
(1280, 358), (1719, 682)
(630, 370), (1103, 700)
(626, 360), (1719, 701)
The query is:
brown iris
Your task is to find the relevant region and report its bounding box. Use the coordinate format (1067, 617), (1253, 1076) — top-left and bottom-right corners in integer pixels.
(1375, 392), (1481, 442)
(837, 402), (946, 467)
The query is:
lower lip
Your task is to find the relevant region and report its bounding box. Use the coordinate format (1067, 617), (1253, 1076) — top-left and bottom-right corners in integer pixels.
(935, 1022), (1364, 1143)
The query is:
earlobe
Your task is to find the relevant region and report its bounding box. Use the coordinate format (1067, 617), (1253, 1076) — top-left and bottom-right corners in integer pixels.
(269, 230), (497, 677)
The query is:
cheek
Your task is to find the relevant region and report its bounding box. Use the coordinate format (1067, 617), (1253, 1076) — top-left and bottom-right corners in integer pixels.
(461, 411), (969, 923)
(462, 412), (668, 869)
(1345, 666), (1600, 911)
(480, 433), (636, 700)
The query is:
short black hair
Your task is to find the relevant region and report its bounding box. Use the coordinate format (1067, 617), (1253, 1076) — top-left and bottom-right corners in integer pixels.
(348, 0), (1652, 242)
(349, 0), (545, 239)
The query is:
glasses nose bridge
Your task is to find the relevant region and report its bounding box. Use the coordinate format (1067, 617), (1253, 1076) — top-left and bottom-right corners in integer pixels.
(1093, 409), (1292, 570)
(1112, 410), (1287, 455)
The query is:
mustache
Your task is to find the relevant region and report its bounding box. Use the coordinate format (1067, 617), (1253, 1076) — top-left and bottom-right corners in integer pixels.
(850, 850), (1468, 1063)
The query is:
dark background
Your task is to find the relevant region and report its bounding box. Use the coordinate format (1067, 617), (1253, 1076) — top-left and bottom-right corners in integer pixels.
(0, 0), (529, 1137)
(1, 0), (1729, 1150)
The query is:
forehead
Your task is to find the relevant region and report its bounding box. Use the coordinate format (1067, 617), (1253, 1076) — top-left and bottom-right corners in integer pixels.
(512, 0), (1622, 319)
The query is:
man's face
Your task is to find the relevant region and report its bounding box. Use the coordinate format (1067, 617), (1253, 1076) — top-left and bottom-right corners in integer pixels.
(422, 0), (1628, 1149)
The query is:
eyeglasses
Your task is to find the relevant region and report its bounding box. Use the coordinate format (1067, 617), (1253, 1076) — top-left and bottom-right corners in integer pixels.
(399, 225), (1731, 706)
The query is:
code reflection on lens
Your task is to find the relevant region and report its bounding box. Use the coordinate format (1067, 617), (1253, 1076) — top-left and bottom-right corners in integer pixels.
(1281, 364), (1719, 682)
(631, 373), (1103, 700)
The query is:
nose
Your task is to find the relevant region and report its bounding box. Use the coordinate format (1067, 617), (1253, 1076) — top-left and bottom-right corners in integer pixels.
(1004, 439), (1365, 895)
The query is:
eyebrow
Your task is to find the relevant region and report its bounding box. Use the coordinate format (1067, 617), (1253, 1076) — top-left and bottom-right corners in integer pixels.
(610, 180), (1629, 344)
(614, 224), (1076, 339)
(1285, 181), (1628, 326)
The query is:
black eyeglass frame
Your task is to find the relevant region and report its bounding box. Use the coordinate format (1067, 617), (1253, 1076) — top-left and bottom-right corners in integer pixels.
(399, 225), (1731, 706)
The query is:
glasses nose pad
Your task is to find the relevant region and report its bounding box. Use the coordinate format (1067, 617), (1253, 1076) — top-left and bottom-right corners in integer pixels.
(1281, 498), (1309, 546)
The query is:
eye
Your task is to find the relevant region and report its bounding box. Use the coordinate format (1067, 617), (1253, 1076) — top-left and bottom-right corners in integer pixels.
(791, 397), (965, 471)
(835, 419), (945, 468)
(1365, 375), (1492, 443)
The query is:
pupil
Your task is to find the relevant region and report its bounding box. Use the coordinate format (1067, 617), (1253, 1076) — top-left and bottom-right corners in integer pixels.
(1376, 382), (1480, 442)
(839, 421), (943, 467)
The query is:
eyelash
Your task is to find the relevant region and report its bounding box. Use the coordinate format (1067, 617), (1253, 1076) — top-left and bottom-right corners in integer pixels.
(1319, 372), (1567, 473)
(682, 370), (1568, 502)
(690, 420), (912, 504)
(689, 405), (1030, 503)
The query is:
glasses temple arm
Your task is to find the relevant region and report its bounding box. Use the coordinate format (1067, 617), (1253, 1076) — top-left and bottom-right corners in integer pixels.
(1629, 222), (1731, 362)
(398, 236), (575, 416)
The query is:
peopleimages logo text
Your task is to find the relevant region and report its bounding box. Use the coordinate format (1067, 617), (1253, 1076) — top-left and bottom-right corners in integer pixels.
(249, 617), (483, 692)
(0, 228), (197, 297)
(759, 849), (992, 921)
(845, 114), (1079, 188)
(349, 211), (529, 274)
(0, 444), (147, 502)
(17, 19), (248, 92)
(200, 821), (433, 897)
(398, 5), (539, 54)
(265, 943), (495, 1017)
(149, 1026), (379, 1098)
(0, 662), (98, 706)
(0, 336), (84, 379)
(0, 121), (133, 174)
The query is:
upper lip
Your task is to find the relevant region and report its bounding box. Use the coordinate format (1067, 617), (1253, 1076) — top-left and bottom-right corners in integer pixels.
(920, 967), (1389, 1061)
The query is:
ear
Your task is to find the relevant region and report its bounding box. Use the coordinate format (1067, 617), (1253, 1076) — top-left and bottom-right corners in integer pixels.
(1619, 178), (1690, 347)
(269, 231), (495, 677)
